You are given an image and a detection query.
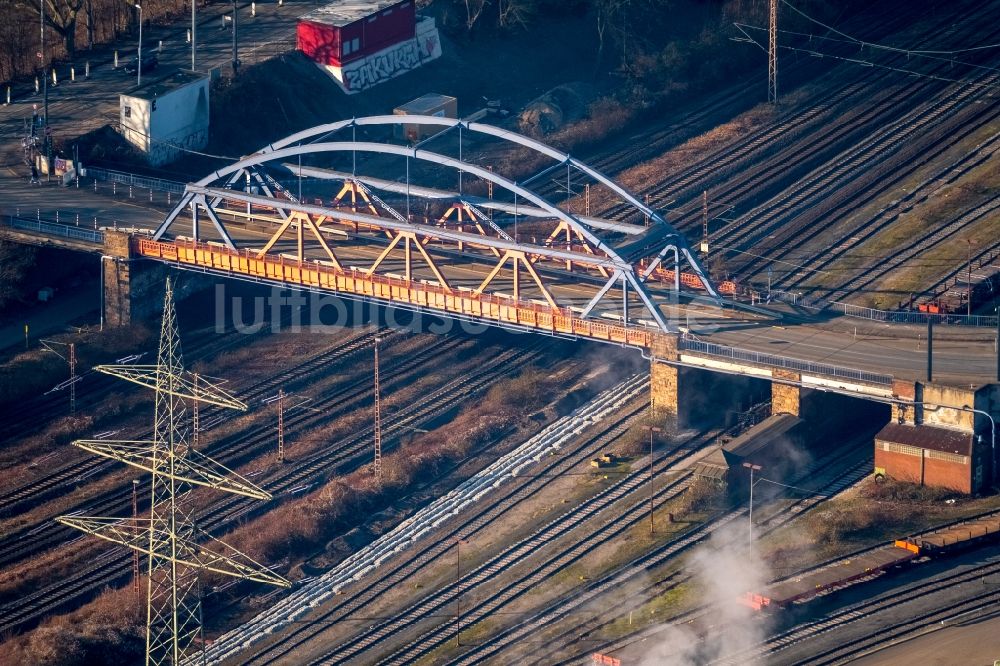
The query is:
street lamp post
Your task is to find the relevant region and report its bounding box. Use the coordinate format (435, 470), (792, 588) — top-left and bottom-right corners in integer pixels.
(99, 255), (116, 331)
(962, 404), (996, 486)
(643, 426), (663, 534)
(135, 3), (143, 87)
(40, 0), (51, 182)
(743, 462), (762, 561)
(191, 0), (196, 71)
(966, 239), (975, 317)
(231, 0), (240, 74)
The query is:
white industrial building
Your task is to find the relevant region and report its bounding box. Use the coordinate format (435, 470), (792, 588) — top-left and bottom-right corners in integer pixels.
(119, 71), (210, 166)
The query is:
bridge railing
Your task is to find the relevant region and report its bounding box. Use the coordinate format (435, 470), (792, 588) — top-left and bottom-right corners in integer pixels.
(86, 167), (186, 195)
(765, 289), (997, 328)
(829, 302), (997, 328)
(139, 237), (894, 387)
(2, 215), (104, 244)
(679, 337), (893, 386)
(133, 237), (662, 349)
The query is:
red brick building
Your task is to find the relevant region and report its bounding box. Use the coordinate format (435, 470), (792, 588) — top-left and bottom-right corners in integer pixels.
(874, 422), (984, 494)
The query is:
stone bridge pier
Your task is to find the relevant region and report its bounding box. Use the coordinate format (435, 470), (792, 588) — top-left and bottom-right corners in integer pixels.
(649, 335), (770, 431)
(102, 231), (169, 327)
(648, 337), (888, 433)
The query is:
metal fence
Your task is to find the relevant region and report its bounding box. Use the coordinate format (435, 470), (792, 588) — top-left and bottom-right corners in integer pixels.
(830, 302), (998, 328)
(679, 337), (893, 386)
(4, 215), (104, 244)
(760, 289), (997, 327)
(87, 166), (185, 194)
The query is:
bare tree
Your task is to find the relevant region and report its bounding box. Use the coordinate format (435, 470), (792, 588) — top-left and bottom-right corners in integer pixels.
(497, 0), (533, 28)
(0, 237), (36, 311)
(463, 0), (489, 31)
(12, 0), (90, 59)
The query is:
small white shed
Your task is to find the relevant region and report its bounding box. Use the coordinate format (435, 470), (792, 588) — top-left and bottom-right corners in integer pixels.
(119, 71), (210, 166)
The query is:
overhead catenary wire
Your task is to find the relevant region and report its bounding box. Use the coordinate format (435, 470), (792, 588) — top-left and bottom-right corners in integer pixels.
(779, 0), (1000, 55)
(734, 22), (1000, 76)
(731, 26), (1000, 93)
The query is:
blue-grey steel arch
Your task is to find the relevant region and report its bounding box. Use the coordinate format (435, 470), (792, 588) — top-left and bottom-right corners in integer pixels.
(153, 116), (722, 332)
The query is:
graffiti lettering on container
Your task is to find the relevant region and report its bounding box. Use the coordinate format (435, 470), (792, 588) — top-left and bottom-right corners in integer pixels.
(344, 39), (428, 91)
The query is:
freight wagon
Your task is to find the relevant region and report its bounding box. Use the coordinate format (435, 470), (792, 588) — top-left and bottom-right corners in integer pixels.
(749, 511), (1000, 610)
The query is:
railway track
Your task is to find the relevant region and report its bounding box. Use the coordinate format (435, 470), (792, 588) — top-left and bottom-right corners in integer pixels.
(712, 28), (1000, 284)
(308, 424), (717, 665)
(721, 558), (1000, 665)
(0, 315), (277, 445)
(920, 234), (1000, 309)
(770, 130), (1000, 303)
(0, 328), (428, 572)
(229, 374), (655, 665)
(446, 434), (873, 666)
(0, 335), (544, 635)
(589, 1), (985, 226)
(715, 62), (1000, 277)
(521, 441), (875, 666)
(577, 508), (1000, 666)
(0, 326), (386, 522)
(811, 193), (1000, 307)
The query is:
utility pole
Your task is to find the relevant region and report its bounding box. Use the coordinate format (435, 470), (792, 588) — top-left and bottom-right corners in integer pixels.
(927, 317), (934, 382)
(768, 0), (778, 104)
(231, 0), (240, 74)
(373, 338), (382, 481)
(40, 0), (50, 182)
(41, 339), (78, 414)
(643, 426), (662, 534)
(455, 538), (466, 647)
(701, 190), (709, 256)
(967, 238), (975, 317)
(132, 479), (140, 605)
(191, 0), (197, 71)
(743, 462), (762, 562)
(277, 388), (285, 463)
(68, 343), (76, 414)
(136, 3), (143, 87)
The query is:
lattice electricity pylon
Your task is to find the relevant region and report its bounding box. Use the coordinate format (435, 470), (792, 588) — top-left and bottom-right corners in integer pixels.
(768, 0), (778, 104)
(56, 278), (288, 666)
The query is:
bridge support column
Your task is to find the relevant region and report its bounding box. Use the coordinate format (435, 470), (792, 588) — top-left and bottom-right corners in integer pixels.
(650, 335), (687, 431)
(771, 368), (801, 416)
(102, 231), (167, 327)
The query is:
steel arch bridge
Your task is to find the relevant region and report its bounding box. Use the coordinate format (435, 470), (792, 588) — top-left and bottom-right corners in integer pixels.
(146, 115), (725, 340)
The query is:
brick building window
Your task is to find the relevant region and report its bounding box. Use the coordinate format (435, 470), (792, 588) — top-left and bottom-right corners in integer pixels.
(881, 442), (923, 457)
(925, 450), (968, 464)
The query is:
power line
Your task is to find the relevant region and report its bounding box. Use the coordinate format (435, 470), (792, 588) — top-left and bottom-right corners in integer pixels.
(733, 26), (1000, 92)
(734, 22), (1000, 76)
(768, 0), (778, 104)
(779, 0), (1000, 56)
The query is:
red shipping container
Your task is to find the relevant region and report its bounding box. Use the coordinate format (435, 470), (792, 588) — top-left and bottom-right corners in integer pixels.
(297, 0), (416, 67)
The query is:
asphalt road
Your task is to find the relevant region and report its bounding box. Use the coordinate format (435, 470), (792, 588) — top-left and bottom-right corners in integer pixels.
(2, 175), (996, 387)
(770, 548), (1000, 666)
(0, 0), (326, 168)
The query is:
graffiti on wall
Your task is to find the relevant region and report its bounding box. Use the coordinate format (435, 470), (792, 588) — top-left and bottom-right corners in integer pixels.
(341, 22), (441, 92)
(344, 41), (421, 91)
